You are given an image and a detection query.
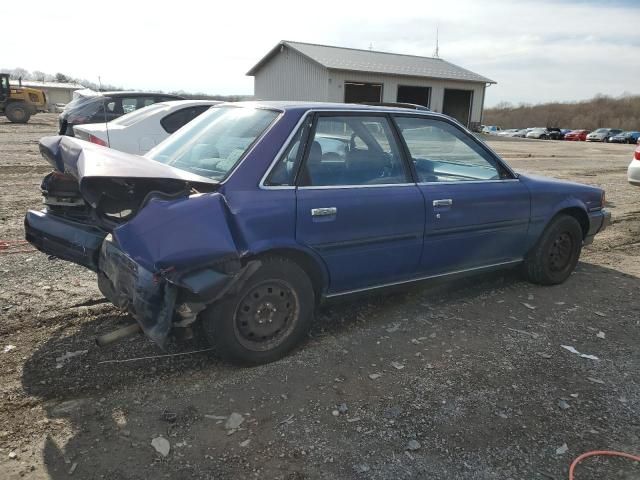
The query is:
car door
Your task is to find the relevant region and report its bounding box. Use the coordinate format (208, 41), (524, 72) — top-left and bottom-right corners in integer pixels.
(393, 115), (531, 275)
(295, 113), (425, 293)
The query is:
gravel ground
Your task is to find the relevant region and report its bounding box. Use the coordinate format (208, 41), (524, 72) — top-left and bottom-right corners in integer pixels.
(0, 114), (639, 480)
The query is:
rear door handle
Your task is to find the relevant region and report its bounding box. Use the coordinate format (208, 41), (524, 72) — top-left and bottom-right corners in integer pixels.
(433, 199), (453, 207)
(311, 207), (337, 217)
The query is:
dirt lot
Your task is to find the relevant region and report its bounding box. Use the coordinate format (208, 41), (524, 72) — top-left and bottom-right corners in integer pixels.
(1, 114), (639, 480)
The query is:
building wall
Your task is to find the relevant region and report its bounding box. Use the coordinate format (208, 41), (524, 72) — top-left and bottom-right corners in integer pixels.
(326, 70), (486, 124)
(43, 88), (76, 107)
(254, 46), (328, 101)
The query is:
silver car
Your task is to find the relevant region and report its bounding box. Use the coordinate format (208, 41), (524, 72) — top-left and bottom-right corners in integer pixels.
(587, 128), (622, 142)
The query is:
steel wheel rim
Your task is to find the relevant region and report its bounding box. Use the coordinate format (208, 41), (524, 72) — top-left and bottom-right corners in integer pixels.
(233, 279), (299, 352)
(548, 232), (574, 272)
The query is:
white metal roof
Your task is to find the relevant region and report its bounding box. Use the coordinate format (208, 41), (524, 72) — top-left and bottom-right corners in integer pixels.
(19, 80), (85, 90)
(248, 41), (495, 84)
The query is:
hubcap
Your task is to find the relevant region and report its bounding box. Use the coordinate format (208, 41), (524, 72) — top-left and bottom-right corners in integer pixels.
(548, 232), (573, 272)
(234, 280), (299, 351)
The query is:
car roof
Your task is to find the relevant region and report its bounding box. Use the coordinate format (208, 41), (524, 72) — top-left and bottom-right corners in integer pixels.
(155, 99), (222, 108)
(219, 100), (449, 115)
(96, 91), (184, 98)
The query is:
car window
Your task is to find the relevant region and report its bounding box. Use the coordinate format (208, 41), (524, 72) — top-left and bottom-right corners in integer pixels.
(395, 116), (507, 183)
(146, 106), (278, 181)
(143, 98), (155, 107)
(265, 126), (305, 186)
(160, 105), (212, 134)
(122, 97), (138, 113)
(299, 115), (408, 186)
(112, 103), (167, 126)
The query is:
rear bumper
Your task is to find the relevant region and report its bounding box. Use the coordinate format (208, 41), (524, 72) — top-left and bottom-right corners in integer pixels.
(628, 159), (640, 186)
(24, 210), (106, 271)
(584, 208), (611, 245)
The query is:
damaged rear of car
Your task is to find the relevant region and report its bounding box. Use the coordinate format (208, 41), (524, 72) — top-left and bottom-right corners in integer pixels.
(26, 105), (284, 359)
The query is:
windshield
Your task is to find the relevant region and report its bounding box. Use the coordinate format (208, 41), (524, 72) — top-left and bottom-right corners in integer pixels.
(112, 103), (167, 126)
(594, 128), (608, 133)
(145, 106), (279, 181)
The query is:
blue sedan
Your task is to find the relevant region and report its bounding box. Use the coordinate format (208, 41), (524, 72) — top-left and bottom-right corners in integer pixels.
(25, 102), (611, 365)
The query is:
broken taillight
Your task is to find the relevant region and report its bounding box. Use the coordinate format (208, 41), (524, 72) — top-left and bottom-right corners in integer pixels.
(89, 135), (108, 147)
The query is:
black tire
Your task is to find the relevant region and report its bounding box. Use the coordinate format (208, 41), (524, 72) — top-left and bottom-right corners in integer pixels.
(201, 257), (315, 366)
(5, 102), (31, 123)
(524, 215), (583, 285)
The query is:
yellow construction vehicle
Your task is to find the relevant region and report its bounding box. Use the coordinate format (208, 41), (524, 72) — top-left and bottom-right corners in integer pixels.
(0, 73), (47, 123)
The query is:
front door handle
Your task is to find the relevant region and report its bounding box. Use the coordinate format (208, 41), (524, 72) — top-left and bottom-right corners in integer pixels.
(433, 199), (453, 207)
(311, 207), (337, 217)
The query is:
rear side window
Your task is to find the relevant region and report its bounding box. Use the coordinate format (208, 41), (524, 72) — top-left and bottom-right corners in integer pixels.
(160, 105), (212, 134)
(395, 116), (510, 182)
(298, 115), (408, 186)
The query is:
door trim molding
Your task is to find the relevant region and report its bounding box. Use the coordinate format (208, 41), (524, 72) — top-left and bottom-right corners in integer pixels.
(311, 232), (422, 251)
(324, 259), (523, 298)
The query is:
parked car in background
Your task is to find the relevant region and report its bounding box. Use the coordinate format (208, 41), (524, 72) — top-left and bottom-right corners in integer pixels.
(497, 128), (519, 137)
(25, 102), (610, 365)
(609, 131), (640, 144)
(73, 100), (220, 155)
(512, 129), (529, 138)
(482, 125), (502, 135)
(59, 90), (183, 136)
(586, 128), (622, 142)
(628, 145), (640, 186)
(548, 128), (565, 140)
(564, 129), (590, 141)
(526, 128), (550, 139)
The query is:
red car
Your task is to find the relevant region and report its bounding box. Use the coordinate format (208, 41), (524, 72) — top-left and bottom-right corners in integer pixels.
(564, 129), (590, 141)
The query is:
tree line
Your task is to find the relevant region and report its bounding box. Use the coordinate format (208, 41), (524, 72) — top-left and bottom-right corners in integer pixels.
(483, 94), (640, 131)
(0, 67), (251, 102)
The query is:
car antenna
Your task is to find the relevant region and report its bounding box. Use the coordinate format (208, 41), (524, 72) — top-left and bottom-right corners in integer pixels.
(98, 75), (111, 147)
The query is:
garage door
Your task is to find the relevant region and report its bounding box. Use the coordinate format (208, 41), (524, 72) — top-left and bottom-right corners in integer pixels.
(442, 89), (473, 127)
(344, 82), (383, 103)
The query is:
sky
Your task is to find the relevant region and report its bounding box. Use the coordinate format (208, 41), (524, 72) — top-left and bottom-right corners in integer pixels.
(4, 0), (639, 107)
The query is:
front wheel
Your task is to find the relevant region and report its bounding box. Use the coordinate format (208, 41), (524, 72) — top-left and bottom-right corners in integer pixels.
(5, 102), (31, 123)
(201, 257), (315, 366)
(523, 215), (583, 285)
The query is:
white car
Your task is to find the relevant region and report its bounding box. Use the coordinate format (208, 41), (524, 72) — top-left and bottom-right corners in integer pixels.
(73, 100), (220, 154)
(628, 144), (640, 186)
(526, 128), (549, 140)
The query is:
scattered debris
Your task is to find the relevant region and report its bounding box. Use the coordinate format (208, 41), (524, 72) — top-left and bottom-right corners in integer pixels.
(278, 414), (295, 426)
(368, 373), (382, 380)
(593, 311), (607, 317)
(522, 302), (536, 310)
(407, 439), (421, 451)
(332, 410), (340, 417)
(570, 393), (579, 398)
(8, 451), (17, 459)
(225, 412), (245, 431)
(354, 464), (371, 473)
(596, 331), (606, 339)
(507, 327), (539, 339)
(204, 415), (228, 421)
(537, 352), (553, 359)
(587, 377), (605, 385)
(68, 462), (78, 475)
(558, 399), (570, 410)
(385, 324), (400, 333)
(2, 345), (16, 353)
(561, 345), (599, 361)
(55, 350), (88, 368)
(161, 409), (177, 423)
(347, 417), (361, 423)
(556, 443), (569, 455)
(496, 412), (509, 419)
(151, 436), (171, 457)
(337, 403), (348, 415)
(391, 361), (405, 370)
(239, 439), (251, 448)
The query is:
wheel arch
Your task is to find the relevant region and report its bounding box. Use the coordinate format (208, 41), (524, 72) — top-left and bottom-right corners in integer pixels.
(554, 206), (589, 239)
(247, 247), (329, 303)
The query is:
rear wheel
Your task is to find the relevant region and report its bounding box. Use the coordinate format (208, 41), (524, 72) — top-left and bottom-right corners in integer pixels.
(5, 102), (31, 123)
(524, 215), (583, 285)
(201, 257), (315, 366)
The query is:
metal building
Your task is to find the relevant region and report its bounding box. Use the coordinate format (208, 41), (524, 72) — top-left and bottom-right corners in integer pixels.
(20, 80), (84, 111)
(248, 41), (496, 128)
